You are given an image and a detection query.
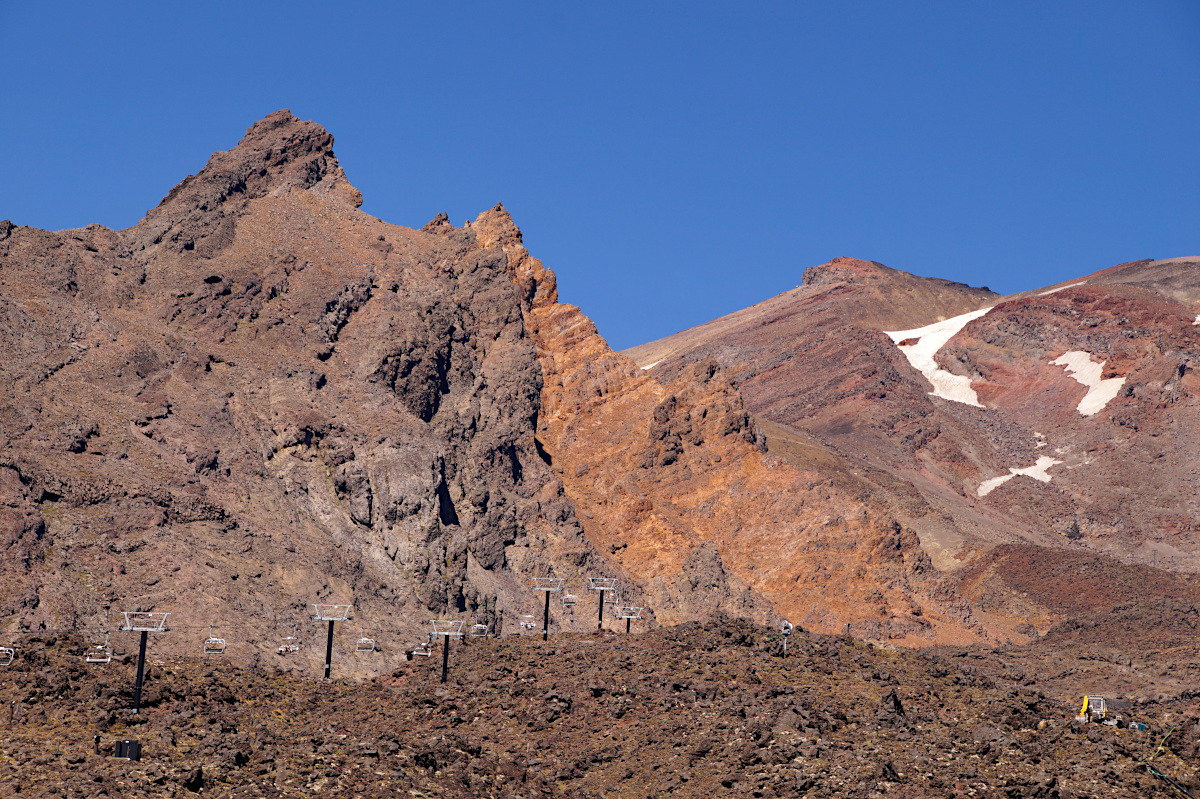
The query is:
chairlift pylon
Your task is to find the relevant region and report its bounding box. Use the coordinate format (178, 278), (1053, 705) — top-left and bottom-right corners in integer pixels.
(203, 625), (226, 656)
(277, 624), (301, 656)
(355, 627), (376, 653)
(85, 632), (112, 664)
(588, 576), (619, 632)
(429, 620), (464, 684)
(0, 646), (14, 667)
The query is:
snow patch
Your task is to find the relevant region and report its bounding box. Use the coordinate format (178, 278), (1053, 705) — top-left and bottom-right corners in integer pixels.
(1037, 282), (1084, 296)
(640, 360), (661, 371)
(885, 307), (993, 407)
(978, 456), (1062, 497)
(1050, 351), (1126, 416)
(1193, 315), (1199, 326)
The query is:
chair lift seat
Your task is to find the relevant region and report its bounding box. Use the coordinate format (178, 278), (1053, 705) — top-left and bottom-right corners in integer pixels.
(277, 624), (301, 655)
(85, 645), (111, 664)
(203, 625), (226, 655)
(412, 641), (432, 656)
(470, 623), (488, 637)
(85, 633), (112, 664)
(355, 636), (376, 653)
(0, 647), (14, 667)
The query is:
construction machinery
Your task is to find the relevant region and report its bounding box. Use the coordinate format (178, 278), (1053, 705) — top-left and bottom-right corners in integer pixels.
(1077, 695), (1124, 726)
(1077, 695), (1108, 722)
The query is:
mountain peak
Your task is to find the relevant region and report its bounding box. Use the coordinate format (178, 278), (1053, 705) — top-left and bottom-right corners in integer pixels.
(239, 108), (306, 142)
(802, 257), (898, 287)
(133, 109), (362, 256)
(472, 202), (523, 251)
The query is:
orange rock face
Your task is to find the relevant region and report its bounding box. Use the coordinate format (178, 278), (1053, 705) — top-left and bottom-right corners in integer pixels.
(474, 209), (988, 644)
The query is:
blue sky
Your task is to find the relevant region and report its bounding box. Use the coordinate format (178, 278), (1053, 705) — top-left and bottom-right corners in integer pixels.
(2, 2), (1197, 349)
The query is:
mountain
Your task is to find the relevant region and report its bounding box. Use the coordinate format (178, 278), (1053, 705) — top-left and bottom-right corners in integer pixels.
(0, 111), (621, 670)
(0, 112), (996, 672)
(624, 254), (1200, 640)
(5, 110), (1194, 665)
(479, 217), (1000, 643)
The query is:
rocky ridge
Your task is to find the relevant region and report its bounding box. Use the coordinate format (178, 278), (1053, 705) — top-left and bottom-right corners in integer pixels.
(0, 111), (619, 672)
(624, 253), (1200, 641)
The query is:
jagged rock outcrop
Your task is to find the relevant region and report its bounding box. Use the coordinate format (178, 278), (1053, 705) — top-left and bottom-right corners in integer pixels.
(0, 111), (614, 671)
(473, 207), (988, 643)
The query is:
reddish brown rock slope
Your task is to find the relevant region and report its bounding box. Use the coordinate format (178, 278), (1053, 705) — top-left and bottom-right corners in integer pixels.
(0, 111), (616, 671)
(625, 254), (1200, 638)
(474, 214), (987, 644)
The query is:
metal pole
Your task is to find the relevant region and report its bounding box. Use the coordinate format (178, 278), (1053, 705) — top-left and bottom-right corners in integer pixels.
(440, 635), (450, 684)
(626, 617), (631, 634)
(323, 620), (335, 680)
(543, 591), (551, 641)
(598, 589), (605, 632)
(132, 631), (148, 713)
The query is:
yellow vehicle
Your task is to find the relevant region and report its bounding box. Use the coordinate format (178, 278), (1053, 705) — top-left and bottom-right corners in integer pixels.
(1078, 695), (1108, 723)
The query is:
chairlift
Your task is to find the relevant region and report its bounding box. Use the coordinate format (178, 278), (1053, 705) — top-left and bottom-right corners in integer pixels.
(203, 625), (226, 656)
(0, 646), (14, 667)
(604, 590), (618, 605)
(121, 611), (170, 632)
(355, 628), (376, 653)
(277, 624), (301, 656)
(431, 620), (465, 639)
(312, 604), (352, 622)
(470, 623), (489, 637)
(85, 633), (112, 664)
(587, 576), (618, 592)
(562, 592), (578, 606)
(519, 614), (537, 632)
(412, 632), (435, 657)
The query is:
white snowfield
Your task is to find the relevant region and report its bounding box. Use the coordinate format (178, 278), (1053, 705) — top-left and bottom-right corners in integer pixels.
(640, 360), (661, 371)
(977, 456), (1062, 496)
(1037, 282), (1084, 296)
(1050, 351), (1126, 416)
(885, 307), (994, 407)
(1194, 315), (1199, 326)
